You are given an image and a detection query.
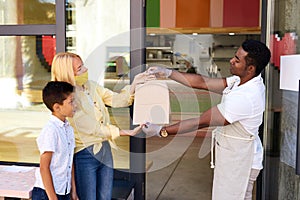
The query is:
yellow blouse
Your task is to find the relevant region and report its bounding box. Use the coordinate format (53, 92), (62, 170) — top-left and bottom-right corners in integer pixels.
(68, 80), (133, 154)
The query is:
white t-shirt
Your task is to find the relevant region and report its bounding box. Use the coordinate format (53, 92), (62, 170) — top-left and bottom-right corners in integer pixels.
(34, 115), (75, 195)
(217, 75), (265, 169)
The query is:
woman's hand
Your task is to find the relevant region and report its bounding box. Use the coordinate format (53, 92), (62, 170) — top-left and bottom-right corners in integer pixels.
(71, 190), (79, 200)
(120, 125), (143, 136)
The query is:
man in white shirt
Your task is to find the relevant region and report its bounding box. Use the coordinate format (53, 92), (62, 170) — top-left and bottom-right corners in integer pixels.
(143, 40), (271, 200)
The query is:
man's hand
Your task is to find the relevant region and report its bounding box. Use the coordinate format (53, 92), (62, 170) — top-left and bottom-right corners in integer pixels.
(146, 66), (172, 79)
(142, 122), (162, 137)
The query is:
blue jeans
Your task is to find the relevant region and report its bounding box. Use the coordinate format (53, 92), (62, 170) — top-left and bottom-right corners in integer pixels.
(32, 187), (70, 200)
(74, 141), (113, 200)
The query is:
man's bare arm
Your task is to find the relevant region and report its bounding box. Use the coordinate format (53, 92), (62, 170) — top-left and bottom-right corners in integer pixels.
(165, 106), (230, 135)
(169, 70), (227, 94)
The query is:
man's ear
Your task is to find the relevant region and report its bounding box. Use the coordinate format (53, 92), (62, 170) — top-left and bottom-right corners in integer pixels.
(248, 65), (256, 75)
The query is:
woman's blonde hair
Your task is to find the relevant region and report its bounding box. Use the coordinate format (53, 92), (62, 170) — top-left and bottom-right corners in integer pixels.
(51, 52), (81, 86)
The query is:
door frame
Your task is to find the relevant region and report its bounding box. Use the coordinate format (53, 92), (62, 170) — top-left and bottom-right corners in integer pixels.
(0, 0), (147, 199)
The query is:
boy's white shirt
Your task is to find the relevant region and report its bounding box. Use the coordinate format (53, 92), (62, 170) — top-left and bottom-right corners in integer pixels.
(34, 115), (75, 195)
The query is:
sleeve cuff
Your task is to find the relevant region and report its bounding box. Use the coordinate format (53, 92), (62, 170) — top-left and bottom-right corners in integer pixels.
(120, 85), (134, 105)
(128, 94), (134, 105)
(109, 125), (120, 140)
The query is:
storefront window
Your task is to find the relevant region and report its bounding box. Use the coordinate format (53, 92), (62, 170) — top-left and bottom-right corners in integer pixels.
(65, 0), (131, 169)
(144, 33), (261, 199)
(0, 0), (56, 25)
(0, 1), (131, 167)
(0, 35), (55, 164)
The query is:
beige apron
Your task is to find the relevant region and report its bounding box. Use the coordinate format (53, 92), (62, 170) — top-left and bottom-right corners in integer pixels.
(211, 122), (255, 200)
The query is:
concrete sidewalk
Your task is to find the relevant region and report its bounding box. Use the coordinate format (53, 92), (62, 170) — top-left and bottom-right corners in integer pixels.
(146, 136), (213, 200)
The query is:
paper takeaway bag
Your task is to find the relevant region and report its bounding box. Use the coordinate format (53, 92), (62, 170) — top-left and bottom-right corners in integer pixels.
(133, 81), (170, 125)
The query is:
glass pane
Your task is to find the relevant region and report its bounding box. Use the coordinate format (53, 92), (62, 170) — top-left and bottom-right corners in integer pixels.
(145, 33), (261, 199)
(66, 0), (131, 169)
(0, 35), (55, 164)
(264, 0), (300, 199)
(0, 0), (56, 25)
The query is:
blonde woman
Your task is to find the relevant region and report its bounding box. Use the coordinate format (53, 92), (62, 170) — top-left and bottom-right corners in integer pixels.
(51, 52), (150, 200)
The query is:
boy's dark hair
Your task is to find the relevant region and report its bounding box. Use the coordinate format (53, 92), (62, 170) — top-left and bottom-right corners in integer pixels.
(42, 81), (74, 112)
(242, 39), (271, 76)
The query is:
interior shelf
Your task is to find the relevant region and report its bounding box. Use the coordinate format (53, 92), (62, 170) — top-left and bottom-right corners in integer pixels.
(146, 27), (261, 35)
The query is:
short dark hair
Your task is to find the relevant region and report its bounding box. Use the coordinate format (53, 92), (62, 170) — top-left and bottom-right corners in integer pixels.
(42, 81), (74, 112)
(242, 39), (271, 76)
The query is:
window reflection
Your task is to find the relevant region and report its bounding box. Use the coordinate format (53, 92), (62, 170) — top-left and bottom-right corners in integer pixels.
(64, 0), (131, 169)
(0, 0), (132, 168)
(0, 36), (54, 109)
(0, 36), (55, 164)
(0, 0), (56, 25)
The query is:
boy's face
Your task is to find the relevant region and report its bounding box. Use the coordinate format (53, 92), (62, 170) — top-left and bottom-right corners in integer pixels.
(58, 93), (76, 118)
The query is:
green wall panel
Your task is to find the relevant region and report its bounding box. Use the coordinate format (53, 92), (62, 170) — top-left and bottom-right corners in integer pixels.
(146, 0), (160, 27)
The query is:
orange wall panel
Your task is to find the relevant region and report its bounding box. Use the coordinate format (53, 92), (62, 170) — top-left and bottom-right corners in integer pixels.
(210, 0), (223, 27)
(176, 0), (210, 27)
(160, 0), (176, 28)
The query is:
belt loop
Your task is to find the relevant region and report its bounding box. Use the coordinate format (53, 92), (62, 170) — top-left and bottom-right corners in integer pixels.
(210, 130), (215, 169)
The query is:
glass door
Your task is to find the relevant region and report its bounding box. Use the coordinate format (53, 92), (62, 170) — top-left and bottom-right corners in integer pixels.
(62, 0), (146, 199)
(64, 0), (132, 167)
(0, 0), (146, 199)
(0, 0), (58, 165)
(263, 0), (300, 199)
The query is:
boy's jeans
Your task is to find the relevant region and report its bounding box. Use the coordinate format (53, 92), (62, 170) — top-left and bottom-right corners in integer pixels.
(32, 187), (70, 200)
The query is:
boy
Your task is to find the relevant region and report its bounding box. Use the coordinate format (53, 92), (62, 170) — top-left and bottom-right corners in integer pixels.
(32, 81), (78, 200)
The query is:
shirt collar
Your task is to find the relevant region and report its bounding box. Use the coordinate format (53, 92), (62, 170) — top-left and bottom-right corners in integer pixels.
(50, 115), (69, 127)
(244, 74), (263, 86)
